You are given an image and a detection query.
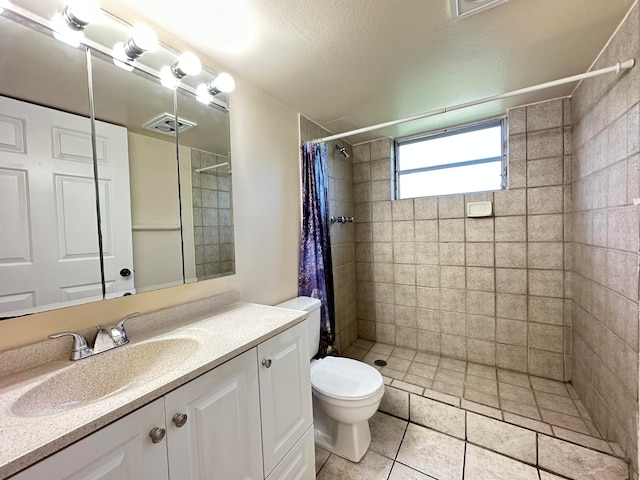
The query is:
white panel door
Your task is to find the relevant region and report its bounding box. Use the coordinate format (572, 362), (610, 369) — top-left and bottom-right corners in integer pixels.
(93, 120), (135, 297)
(0, 95), (134, 315)
(258, 321), (313, 476)
(164, 348), (264, 480)
(11, 399), (169, 480)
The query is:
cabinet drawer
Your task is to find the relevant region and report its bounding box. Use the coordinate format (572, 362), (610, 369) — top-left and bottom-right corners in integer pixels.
(266, 426), (315, 480)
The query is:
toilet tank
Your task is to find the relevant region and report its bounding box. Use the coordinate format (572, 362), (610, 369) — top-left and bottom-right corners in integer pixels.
(276, 296), (321, 358)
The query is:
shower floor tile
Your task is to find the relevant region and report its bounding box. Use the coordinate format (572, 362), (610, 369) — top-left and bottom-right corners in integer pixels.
(339, 341), (630, 464)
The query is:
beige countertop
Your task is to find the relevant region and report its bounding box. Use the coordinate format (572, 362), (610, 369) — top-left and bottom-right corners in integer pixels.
(0, 295), (307, 478)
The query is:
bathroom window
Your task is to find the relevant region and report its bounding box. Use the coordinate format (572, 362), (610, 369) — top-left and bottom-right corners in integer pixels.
(394, 118), (506, 199)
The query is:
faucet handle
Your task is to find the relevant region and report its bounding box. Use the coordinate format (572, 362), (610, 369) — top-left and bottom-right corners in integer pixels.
(113, 312), (140, 346)
(48, 332), (92, 361)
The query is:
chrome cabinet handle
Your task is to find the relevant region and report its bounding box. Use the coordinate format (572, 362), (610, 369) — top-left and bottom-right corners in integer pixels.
(172, 413), (188, 428)
(149, 427), (166, 444)
(262, 359), (272, 368)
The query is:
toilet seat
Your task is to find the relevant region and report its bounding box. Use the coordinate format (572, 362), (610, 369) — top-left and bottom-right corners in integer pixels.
(311, 357), (383, 400)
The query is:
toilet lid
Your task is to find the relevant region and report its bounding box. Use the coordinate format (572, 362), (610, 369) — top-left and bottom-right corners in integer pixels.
(311, 357), (383, 399)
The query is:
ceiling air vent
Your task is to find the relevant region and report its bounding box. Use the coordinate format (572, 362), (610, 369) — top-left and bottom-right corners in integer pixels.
(450, 0), (508, 20)
(143, 113), (197, 136)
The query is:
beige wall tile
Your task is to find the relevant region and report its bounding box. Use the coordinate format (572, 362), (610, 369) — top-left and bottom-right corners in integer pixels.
(394, 264), (416, 285)
(376, 323), (396, 344)
(466, 267), (495, 292)
(528, 296), (564, 325)
(417, 286), (441, 310)
(467, 314), (496, 341)
(528, 186), (564, 214)
(392, 199), (414, 220)
(495, 242), (527, 268)
(440, 266), (465, 289)
(418, 330), (441, 353)
(509, 134), (527, 162)
(441, 334), (467, 359)
(466, 290), (496, 316)
(415, 242), (439, 265)
(415, 219), (438, 241)
(527, 157), (564, 187)
(528, 214), (564, 241)
(496, 293), (528, 321)
(393, 221), (415, 242)
(396, 327), (418, 349)
(439, 242), (465, 266)
(438, 195), (465, 218)
(495, 189), (527, 216)
(529, 323), (564, 353)
(509, 107), (526, 135)
(441, 311), (466, 336)
(528, 242), (564, 269)
(496, 268), (527, 294)
(467, 338), (496, 365)
(527, 100), (563, 132)
(528, 348), (564, 381)
(496, 344), (528, 372)
(509, 161), (527, 188)
(465, 218), (494, 242)
(497, 317), (528, 347)
(528, 270), (564, 298)
(466, 242), (495, 267)
(416, 265), (439, 287)
(527, 128), (564, 160)
(414, 197), (438, 219)
(394, 241), (415, 264)
(371, 158), (391, 181)
(417, 308), (440, 332)
(370, 138), (391, 161)
(495, 216), (527, 241)
(439, 219), (465, 242)
(372, 201), (392, 221)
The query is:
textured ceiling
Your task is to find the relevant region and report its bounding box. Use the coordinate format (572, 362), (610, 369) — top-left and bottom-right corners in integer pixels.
(59, 0), (640, 142)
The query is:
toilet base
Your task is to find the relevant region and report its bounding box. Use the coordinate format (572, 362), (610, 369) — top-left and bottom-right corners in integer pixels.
(312, 398), (372, 463)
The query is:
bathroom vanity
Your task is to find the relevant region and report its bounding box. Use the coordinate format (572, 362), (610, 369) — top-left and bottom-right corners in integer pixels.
(0, 293), (314, 479)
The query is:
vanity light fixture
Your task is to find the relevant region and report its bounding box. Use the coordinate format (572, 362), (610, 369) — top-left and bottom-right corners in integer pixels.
(196, 72), (235, 104)
(113, 23), (158, 71)
(160, 51), (202, 89)
(52, 0), (101, 47)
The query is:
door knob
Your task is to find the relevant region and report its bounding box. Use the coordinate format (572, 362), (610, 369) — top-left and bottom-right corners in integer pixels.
(262, 359), (272, 368)
(120, 268), (132, 277)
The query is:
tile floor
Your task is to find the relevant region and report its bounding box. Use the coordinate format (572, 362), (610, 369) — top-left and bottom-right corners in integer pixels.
(313, 340), (631, 480)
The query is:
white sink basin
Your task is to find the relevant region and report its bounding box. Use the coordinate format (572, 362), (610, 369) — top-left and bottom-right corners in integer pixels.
(11, 338), (200, 417)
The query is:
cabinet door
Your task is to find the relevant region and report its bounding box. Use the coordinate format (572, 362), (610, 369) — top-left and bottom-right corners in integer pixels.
(11, 399), (168, 480)
(164, 348), (263, 480)
(266, 426), (315, 480)
(258, 320), (313, 476)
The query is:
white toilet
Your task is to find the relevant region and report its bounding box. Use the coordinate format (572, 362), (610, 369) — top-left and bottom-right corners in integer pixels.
(277, 296), (384, 462)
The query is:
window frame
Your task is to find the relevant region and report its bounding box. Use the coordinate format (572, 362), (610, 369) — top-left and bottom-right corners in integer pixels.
(394, 117), (508, 199)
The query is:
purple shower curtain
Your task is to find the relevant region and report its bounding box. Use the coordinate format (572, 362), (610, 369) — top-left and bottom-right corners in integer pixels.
(298, 142), (336, 357)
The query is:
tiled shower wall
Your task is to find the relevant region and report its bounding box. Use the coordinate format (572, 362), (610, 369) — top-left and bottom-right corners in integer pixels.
(299, 116), (358, 352)
(352, 98), (572, 382)
(191, 149), (235, 280)
(570, 2), (640, 469)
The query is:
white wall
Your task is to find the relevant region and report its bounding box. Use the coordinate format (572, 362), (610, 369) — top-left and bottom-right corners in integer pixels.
(0, 67), (301, 351)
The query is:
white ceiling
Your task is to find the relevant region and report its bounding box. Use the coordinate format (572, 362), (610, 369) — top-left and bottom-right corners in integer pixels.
(94, 0), (636, 142)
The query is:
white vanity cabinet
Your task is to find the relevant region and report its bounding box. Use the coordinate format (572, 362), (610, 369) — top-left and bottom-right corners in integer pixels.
(164, 348), (264, 480)
(9, 320), (314, 480)
(11, 399), (169, 480)
(257, 321), (313, 476)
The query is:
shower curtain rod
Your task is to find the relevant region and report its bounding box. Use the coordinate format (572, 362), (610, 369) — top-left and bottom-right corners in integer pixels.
(194, 161), (229, 173)
(312, 59), (635, 143)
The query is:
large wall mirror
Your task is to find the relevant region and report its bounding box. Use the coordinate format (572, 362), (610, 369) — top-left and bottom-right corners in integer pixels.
(0, 5), (234, 318)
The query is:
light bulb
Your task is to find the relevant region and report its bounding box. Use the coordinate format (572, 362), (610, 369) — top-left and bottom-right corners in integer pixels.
(66, 0), (101, 25)
(130, 23), (158, 52)
(211, 72), (235, 93)
(176, 52), (201, 76)
(112, 42), (134, 71)
(196, 84), (212, 105)
(160, 66), (179, 89)
(51, 12), (83, 47)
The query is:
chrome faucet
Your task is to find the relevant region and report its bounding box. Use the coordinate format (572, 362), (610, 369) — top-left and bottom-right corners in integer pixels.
(49, 312), (140, 361)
